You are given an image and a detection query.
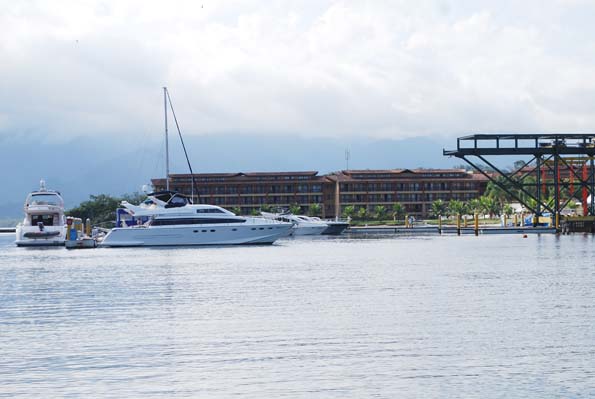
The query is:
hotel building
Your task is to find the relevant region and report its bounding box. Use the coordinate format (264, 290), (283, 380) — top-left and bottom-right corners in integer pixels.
(152, 168), (488, 218)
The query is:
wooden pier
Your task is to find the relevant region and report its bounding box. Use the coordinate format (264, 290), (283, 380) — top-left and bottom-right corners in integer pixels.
(346, 225), (556, 235)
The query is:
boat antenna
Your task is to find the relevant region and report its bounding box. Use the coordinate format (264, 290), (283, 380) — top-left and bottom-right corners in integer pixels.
(164, 88), (198, 202)
(345, 148), (350, 171)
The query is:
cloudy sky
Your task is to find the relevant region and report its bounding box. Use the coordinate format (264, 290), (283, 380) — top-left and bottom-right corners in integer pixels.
(2, 0), (595, 143)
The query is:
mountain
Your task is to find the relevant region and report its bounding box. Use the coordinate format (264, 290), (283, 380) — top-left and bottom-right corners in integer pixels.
(0, 133), (459, 217)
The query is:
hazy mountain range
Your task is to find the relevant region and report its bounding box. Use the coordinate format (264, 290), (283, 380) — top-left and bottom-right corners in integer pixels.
(1, 133), (466, 218)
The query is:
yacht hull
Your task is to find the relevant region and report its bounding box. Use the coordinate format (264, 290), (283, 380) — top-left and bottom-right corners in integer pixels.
(15, 240), (65, 247)
(321, 222), (350, 235)
(291, 225), (328, 236)
(15, 226), (66, 247)
(99, 223), (293, 247)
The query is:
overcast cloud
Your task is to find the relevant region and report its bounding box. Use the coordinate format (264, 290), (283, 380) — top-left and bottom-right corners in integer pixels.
(2, 0), (595, 141)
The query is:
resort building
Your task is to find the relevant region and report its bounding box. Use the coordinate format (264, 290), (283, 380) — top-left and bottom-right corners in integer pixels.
(152, 171), (327, 214)
(151, 169), (489, 218)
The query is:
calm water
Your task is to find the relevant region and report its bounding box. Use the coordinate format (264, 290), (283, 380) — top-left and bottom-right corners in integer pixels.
(1, 232), (595, 398)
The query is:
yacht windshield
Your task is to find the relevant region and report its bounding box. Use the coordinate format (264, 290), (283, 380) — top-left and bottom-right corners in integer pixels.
(30, 194), (61, 206)
(166, 195), (189, 208)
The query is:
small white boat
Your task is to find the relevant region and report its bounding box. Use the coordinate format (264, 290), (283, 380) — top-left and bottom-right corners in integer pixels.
(15, 180), (67, 247)
(261, 212), (328, 236)
(100, 191), (293, 247)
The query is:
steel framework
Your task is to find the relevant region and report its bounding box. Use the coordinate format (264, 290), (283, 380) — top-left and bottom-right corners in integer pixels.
(443, 134), (595, 224)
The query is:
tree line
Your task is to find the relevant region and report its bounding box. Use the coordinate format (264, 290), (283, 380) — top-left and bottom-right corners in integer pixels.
(66, 193), (146, 226)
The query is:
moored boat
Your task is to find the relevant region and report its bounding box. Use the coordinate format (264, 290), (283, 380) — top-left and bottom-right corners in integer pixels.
(321, 219), (350, 235)
(15, 180), (67, 247)
(261, 212), (328, 236)
(100, 191), (293, 247)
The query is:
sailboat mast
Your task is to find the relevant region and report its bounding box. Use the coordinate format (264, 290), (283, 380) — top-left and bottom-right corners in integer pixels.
(164, 86), (170, 191)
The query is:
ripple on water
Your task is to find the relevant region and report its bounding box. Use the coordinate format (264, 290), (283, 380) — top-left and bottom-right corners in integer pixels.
(1, 234), (595, 398)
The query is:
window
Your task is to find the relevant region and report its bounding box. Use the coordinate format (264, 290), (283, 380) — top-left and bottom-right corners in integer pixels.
(152, 218), (246, 225)
(31, 214), (55, 226)
(196, 208), (225, 214)
(29, 194), (61, 206)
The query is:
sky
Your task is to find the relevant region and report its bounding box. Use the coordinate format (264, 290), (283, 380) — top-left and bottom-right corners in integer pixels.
(2, 0), (595, 215)
(2, 0), (595, 143)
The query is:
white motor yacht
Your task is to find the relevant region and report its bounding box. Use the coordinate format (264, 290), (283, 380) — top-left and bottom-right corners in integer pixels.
(15, 180), (67, 247)
(100, 191), (294, 247)
(261, 212), (328, 236)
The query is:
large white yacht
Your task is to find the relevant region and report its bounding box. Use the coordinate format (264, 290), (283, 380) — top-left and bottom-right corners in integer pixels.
(99, 191), (294, 247)
(15, 180), (67, 247)
(261, 211), (329, 236)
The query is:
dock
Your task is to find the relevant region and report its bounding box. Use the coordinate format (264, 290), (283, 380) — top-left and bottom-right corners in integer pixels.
(347, 226), (439, 234)
(346, 225), (557, 235)
(0, 228), (16, 233)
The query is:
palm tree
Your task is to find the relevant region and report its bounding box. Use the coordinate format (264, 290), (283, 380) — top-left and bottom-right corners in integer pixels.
(479, 195), (503, 217)
(289, 203), (302, 215)
(467, 198), (482, 216)
(230, 206), (242, 215)
(308, 203), (322, 217)
(431, 199), (446, 218)
(356, 207), (367, 220)
(485, 177), (513, 206)
(374, 205), (386, 220)
(342, 205), (356, 219)
(447, 199), (465, 217)
(392, 202), (405, 221)
(480, 196), (494, 217)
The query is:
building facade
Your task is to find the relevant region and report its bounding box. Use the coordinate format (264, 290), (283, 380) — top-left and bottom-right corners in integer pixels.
(152, 169), (488, 218)
(152, 171), (327, 214)
(325, 169), (488, 217)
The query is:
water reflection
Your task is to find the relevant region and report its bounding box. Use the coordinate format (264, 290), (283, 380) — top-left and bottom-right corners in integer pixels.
(1, 233), (594, 397)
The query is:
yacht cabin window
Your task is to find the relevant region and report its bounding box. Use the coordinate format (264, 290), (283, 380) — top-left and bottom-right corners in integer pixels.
(151, 217), (245, 226)
(196, 209), (225, 214)
(29, 194), (60, 206)
(30, 214), (56, 226)
(167, 196), (188, 207)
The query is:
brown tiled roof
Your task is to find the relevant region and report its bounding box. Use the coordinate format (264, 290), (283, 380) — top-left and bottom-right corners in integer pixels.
(342, 169), (406, 174)
(340, 168), (468, 175)
(242, 171), (318, 177)
(168, 173), (242, 178)
(411, 168), (467, 173)
(470, 173), (490, 181)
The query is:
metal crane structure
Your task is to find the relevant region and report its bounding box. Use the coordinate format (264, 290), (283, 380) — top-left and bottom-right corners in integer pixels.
(443, 134), (595, 229)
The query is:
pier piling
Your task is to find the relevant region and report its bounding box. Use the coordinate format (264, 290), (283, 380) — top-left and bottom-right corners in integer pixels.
(474, 213), (479, 236)
(456, 214), (461, 236)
